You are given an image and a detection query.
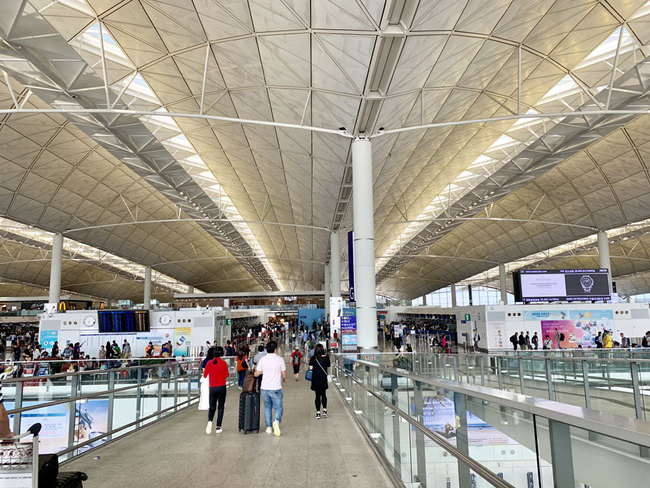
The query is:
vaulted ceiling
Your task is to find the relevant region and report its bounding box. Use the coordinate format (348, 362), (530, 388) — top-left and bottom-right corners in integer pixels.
(2, 0), (650, 302)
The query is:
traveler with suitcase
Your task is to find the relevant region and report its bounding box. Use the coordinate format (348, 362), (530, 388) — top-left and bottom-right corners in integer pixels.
(202, 346), (229, 435)
(254, 341), (286, 436)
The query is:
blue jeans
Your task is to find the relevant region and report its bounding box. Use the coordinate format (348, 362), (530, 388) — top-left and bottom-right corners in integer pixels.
(260, 389), (283, 427)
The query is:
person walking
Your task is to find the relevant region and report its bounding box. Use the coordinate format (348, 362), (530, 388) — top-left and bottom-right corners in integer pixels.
(254, 341), (286, 436)
(543, 335), (552, 349)
(518, 332), (526, 350)
(252, 344), (267, 391)
(122, 340), (132, 359)
(532, 332), (539, 350)
(472, 329), (480, 352)
(291, 346), (303, 381)
(202, 346), (229, 434)
(235, 350), (248, 389)
(309, 343), (331, 419)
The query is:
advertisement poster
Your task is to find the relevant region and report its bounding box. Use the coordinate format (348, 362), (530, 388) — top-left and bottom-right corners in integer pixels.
(341, 308), (357, 351)
(298, 309), (326, 331)
(74, 399), (109, 451)
(539, 310), (614, 348)
(418, 396), (515, 447)
(135, 329), (173, 356)
(523, 310), (568, 321)
(486, 322), (507, 349)
(5, 401), (71, 454)
(174, 327), (191, 356)
(330, 297), (343, 335)
(39, 330), (58, 351)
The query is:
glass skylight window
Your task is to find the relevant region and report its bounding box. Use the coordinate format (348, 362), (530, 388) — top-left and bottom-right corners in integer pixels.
(0, 218), (193, 295)
(377, 21), (646, 276)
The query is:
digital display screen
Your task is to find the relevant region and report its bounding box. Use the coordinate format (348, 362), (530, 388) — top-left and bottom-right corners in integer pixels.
(513, 269), (610, 303)
(98, 310), (149, 333)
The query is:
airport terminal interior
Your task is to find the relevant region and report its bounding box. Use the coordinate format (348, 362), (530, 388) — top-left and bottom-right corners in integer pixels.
(2, 0), (650, 487)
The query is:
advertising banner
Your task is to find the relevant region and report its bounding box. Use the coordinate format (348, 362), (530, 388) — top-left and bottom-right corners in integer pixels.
(330, 297), (343, 335)
(174, 327), (191, 356)
(535, 310), (614, 348)
(5, 401), (71, 454)
(74, 399), (109, 452)
(39, 330), (58, 351)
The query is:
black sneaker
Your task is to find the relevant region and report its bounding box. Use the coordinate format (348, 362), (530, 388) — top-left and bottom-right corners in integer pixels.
(322, 411), (328, 418)
(316, 413), (321, 419)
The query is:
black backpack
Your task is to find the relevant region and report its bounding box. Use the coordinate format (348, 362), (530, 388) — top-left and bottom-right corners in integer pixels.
(293, 353), (301, 365)
(559, 333), (565, 341)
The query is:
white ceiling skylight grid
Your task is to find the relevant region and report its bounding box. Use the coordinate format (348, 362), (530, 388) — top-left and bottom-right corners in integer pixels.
(0, 218), (191, 294)
(377, 21), (650, 273)
(70, 19), (284, 291)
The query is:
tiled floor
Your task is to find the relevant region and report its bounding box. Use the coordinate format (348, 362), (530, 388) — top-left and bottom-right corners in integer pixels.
(65, 366), (395, 487)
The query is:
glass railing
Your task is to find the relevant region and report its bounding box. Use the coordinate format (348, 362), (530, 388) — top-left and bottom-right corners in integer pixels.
(352, 351), (650, 421)
(2, 357), (239, 461)
(333, 354), (650, 488)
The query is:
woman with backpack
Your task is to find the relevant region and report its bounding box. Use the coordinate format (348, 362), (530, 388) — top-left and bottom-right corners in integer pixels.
(291, 346), (303, 381)
(308, 343), (330, 419)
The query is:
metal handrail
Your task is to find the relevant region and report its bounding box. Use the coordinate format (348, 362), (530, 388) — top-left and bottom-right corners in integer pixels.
(343, 356), (650, 447)
(340, 366), (516, 488)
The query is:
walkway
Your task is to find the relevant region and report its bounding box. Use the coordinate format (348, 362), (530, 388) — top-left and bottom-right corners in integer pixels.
(64, 362), (394, 488)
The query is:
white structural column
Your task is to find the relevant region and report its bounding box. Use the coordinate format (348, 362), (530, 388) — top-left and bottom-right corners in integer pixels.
(144, 266), (152, 310)
(48, 233), (64, 305)
(324, 264), (331, 317)
(499, 264), (508, 304)
(422, 294), (427, 306)
(598, 230), (612, 293)
(330, 232), (341, 297)
(450, 284), (457, 308)
(352, 138), (378, 350)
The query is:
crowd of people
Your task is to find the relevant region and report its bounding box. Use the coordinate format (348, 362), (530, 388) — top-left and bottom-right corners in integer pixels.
(199, 338), (331, 437)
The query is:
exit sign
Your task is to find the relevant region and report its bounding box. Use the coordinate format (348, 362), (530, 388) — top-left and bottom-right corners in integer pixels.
(465, 314), (471, 321)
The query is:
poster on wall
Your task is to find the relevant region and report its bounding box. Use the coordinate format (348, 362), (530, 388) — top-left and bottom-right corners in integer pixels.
(174, 327), (191, 356)
(5, 401), (71, 454)
(39, 330), (58, 351)
(330, 297), (343, 335)
(418, 396), (515, 447)
(538, 310), (614, 348)
(74, 399), (109, 451)
(135, 329), (173, 356)
(486, 322), (507, 349)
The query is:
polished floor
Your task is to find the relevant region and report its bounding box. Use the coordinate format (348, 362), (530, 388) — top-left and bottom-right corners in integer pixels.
(65, 365), (394, 487)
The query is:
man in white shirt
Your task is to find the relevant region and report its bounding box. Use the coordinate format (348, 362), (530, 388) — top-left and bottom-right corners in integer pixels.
(254, 341), (286, 436)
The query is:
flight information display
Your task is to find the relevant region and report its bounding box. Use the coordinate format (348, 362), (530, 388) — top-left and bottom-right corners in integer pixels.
(98, 310), (150, 333)
(513, 269), (610, 303)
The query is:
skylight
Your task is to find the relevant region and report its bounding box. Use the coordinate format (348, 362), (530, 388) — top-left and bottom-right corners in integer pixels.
(71, 20), (284, 291)
(377, 21), (647, 275)
(0, 218), (192, 294)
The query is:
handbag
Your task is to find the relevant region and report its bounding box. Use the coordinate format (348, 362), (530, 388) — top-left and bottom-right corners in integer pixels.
(198, 375), (209, 411)
(315, 356), (332, 383)
(242, 369), (257, 393)
(305, 369), (312, 381)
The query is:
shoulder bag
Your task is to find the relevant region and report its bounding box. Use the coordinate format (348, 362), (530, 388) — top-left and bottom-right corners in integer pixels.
(315, 356), (332, 383)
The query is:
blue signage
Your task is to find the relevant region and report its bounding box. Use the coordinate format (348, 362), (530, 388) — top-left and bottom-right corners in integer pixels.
(348, 231), (355, 302)
(341, 308), (357, 350)
(40, 330), (58, 350)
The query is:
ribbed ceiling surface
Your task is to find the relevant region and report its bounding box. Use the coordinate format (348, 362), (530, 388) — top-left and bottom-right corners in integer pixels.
(1, 0), (650, 301)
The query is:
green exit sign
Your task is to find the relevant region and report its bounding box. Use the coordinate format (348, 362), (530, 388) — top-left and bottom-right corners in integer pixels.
(464, 314), (471, 321)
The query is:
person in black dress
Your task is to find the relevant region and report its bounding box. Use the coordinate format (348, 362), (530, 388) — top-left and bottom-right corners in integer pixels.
(309, 343), (330, 419)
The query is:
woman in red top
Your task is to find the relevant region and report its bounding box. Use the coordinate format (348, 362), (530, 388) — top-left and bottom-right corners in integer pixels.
(203, 346), (229, 434)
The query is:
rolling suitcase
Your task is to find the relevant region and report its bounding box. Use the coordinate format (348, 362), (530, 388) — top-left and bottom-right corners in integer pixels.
(38, 454), (59, 488)
(238, 391), (260, 434)
(56, 472), (87, 488)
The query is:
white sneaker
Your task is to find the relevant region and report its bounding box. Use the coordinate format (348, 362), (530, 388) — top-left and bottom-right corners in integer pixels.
(0, 364), (17, 381)
(215, 427), (222, 434)
(273, 420), (281, 436)
(266, 427), (272, 434)
(205, 421), (213, 435)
